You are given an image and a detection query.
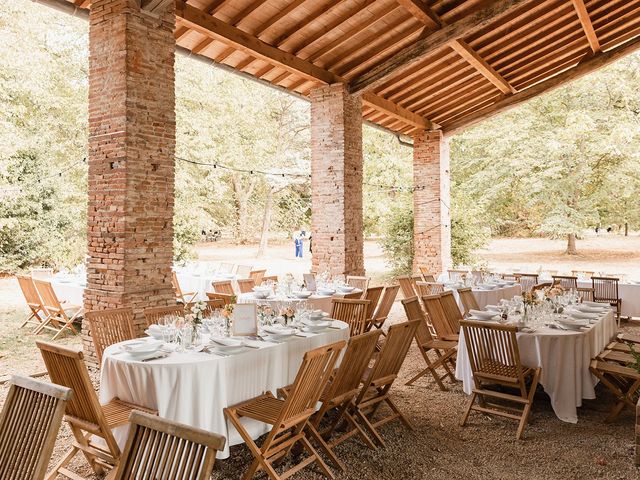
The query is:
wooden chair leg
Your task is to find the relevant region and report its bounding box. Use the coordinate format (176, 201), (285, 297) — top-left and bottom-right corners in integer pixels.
(353, 407), (385, 448)
(516, 368), (540, 440)
(300, 435), (335, 479)
(384, 397), (413, 431)
(460, 392), (477, 427)
(306, 423), (346, 472)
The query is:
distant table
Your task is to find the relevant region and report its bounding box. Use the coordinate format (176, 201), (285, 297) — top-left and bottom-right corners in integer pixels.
(577, 280), (640, 317)
(175, 272), (237, 300)
(50, 276), (85, 305)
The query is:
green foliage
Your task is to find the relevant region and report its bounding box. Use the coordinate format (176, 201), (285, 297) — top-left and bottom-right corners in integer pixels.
(380, 202), (414, 275)
(450, 193), (489, 267)
(626, 342), (640, 374)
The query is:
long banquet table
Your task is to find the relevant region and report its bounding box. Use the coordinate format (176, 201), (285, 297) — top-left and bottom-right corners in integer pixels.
(99, 321), (349, 459)
(449, 284), (522, 311)
(455, 310), (616, 423)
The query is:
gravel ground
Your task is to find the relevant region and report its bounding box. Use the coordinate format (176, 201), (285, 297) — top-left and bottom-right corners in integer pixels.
(1, 297), (639, 479)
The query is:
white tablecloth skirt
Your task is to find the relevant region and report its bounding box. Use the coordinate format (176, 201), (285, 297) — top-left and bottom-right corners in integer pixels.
(99, 323), (349, 459)
(455, 311), (616, 423)
(237, 292), (333, 314)
(578, 281), (640, 317)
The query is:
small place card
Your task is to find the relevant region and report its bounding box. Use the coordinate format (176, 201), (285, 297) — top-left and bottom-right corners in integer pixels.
(232, 304), (258, 336)
(303, 273), (317, 292)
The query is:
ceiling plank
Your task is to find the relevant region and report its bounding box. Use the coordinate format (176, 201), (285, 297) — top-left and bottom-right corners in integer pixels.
(175, 0), (342, 85)
(396, 0), (441, 29)
(571, 0), (600, 53)
(348, 0), (535, 94)
(450, 39), (516, 94)
(443, 34), (640, 135)
(361, 92), (436, 130)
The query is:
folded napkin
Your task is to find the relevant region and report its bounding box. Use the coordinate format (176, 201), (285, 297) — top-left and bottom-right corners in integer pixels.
(569, 311), (598, 320)
(576, 305), (607, 313)
(209, 337), (244, 347)
(263, 326), (296, 335)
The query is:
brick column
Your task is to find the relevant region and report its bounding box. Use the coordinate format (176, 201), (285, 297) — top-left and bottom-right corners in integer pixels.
(83, 0), (176, 364)
(413, 129), (451, 275)
(309, 84), (364, 278)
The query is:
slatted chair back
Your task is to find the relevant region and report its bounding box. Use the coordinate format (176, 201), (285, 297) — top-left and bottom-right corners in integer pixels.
(439, 291), (464, 333)
(501, 273), (520, 282)
(32, 278), (65, 317)
(397, 275), (416, 299)
(204, 299), (225, 316)
(218, 262), (234, 274)
(518, 273), (539, 293)
(460, 320), (526, 390)
(363, 286), (384, 320)
(17, 274), (45, 329)
(448, 269), (468, 282)
(346, 275), (370, 293)
(262, 274), (278, 284)
(552, 275), (578, 290)
(235, 265), (253, 278)
(341, 291), (363, 300)
(32, 278), (82, 339)
(572, 270), (594, 279)
(417, 265), (435, 282)
(415, 281), (444, 296)
(206, 292), (235, 306)
(592, 276), (620, 303)
(171, 271), (188, 301)
(278, 341), (345, 428)
(236, 278), (256, 294)
(113, 411), (226, 480)
(249, 269), (266, 285)
(331, 298), (370, 336)
(85, 307), (135, 364)
(458, 287), (480, 317)
(36, 341), (120, 450)
(421, 294), (456, 339)
(401, 297), (435, 345)
(0, 376), (72, 480)
(212, 280), (234, 295)
(144, 304), (184, 327)
(372, 285), (399, 324)
(30, 268), (54, 280)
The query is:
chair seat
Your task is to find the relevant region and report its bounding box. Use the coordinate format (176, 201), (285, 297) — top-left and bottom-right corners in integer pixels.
(438, 333), (459, 342)
(235, 394), (284, 425)
(424, 339), (457, 350)
(476, 360), (533, 384)
(102, 398), (157, 429)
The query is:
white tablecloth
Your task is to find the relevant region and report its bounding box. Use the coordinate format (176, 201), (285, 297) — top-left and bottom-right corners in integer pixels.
(237, 292), (337, 314)
(99, 322), (349, 458)
(51, 278), (85, 305)
(455, 311), (616, 423)
(449, 285), (522, 312)
(577, 280), (640, 317)
(176, 272), (238, 301)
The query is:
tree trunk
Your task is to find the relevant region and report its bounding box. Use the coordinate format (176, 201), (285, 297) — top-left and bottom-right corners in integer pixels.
(625, 222), (629, 236)
(257, 187), (274, 258)
(565, 233), (578, 255)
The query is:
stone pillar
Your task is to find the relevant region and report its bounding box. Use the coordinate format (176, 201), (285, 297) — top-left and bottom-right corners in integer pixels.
(413, 129), (451, 275)
(309, 84), (364, 278)
(83, 0), (176, 364)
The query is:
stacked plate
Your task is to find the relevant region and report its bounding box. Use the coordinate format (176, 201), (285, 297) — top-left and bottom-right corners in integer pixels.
(120, 339), (166, 361)
(263, 325), (297, 340)
(208, 337), (246, 354)
(293, 291), (312, 299)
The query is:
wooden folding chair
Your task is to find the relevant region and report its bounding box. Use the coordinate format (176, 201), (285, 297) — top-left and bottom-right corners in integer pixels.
(417, 265), (435, 282)
(439, 291), (464, 334)
(416, 281), (444, 296)
(212, 280), (235, 295)
(590, 349), (640, 422)
(458, 287), (480, 317)
(278, 331), (381, 471)
(225, 341), (345, 480)
(37, 341), (156, 479)
(346, 275), (370, 295)
(396, 275), (416, 299)
(249, 269), (267, 286)
(172, 271), (198, 304)
(518, 273), (539, 293)
(0, 375), (72, 480)
(402, 297), (457, 390)
(368, 285), (399, 334)
(17, 274), (47, 331)
(333, 321), (419, 448)
(143, 304), (184, 327)
(237, 278), (256, 293)
(363, 286), (384, 325)
(331, 298), (370, 336)
(421, 294), (459, 342)
(32, 279), (82, 340)
(235, 264), (253, 278)
(110, 411), (226, 480)
(552, 275), (578, 290)
(204, 298), (225, 316)
(572, 270), (595, 279)
(501, 273), (520, 282)
(207, 292), (235, 305)
(85, 307), (135, 364)
(263, 274), (278, 284)
(460, 320), (541, 440)
(592, 276), (622, 320)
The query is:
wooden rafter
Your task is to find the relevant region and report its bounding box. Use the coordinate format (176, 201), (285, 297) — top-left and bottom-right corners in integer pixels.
(348, 0), (535, 94)
(450, 39), (516, 94)
(571, 0), (600, 53)
(396, 0), (441, 29)
(174, 0), (341, 84)
(140, 0), (172, 13)
(444, 34), (640, 135)
(362, 92), (436, 130)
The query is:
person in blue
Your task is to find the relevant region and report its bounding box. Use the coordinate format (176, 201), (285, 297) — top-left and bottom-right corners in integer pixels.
(294, 232), (304, 259)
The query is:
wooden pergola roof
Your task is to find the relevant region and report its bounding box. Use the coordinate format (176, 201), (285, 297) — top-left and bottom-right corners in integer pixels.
(65, 0), (640, 136)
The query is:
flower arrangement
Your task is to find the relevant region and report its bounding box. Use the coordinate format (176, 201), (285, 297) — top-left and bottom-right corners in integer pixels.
(188, 301), (207, 326)
(221, 303), (234, 319)
(280, 306), (296, 325)
(544, 284), (565, 300)
(522, 291), (539, 306)
(257, 304), (274, 325)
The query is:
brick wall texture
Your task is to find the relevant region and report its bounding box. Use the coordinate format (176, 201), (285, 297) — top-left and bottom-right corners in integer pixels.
(309, 84), (365, 278)
(413, 130), (452, 275)
(83, 0), (176, 365)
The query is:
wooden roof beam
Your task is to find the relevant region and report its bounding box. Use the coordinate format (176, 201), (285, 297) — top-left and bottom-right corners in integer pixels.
(361, 92), (437, 130)
(349, 0), (535, 94)
(396, 0), (441, 29)
(450, 39), (516, 94)
(443, 34), (640, 135)
(571, 0), (600, 53)
(174, 0), (342, 84)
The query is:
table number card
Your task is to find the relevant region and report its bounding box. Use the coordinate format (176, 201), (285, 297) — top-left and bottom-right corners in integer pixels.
(232, 304), (258, 336)
(303, 273), (316, 292)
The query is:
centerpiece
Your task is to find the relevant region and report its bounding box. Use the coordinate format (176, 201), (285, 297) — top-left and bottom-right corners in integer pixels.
(221, 302), (235, 336)
(279, 306), (296, 326)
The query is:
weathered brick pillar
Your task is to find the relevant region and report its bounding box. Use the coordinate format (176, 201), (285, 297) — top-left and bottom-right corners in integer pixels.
(83, 0), (176, 364)
(310, 84), (364, 278)
(413, 129), (451, 275)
